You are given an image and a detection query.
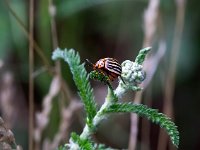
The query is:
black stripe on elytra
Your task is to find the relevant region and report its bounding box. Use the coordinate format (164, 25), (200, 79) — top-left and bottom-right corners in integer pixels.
(107, 63), (121, 71)
(106, 67), (121, 75)
(107, 63), (121, 72)
(107, 65), (121, 73)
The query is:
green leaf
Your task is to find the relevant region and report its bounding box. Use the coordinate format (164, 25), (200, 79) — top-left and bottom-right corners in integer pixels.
(52, 48), (97, 126)
(103, 102), (179, 148)
(71, 132), (93, 150)
(135, 47), (151, 64)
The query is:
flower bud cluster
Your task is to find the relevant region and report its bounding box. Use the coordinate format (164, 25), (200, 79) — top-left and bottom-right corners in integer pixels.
(121, 60), (146, 85)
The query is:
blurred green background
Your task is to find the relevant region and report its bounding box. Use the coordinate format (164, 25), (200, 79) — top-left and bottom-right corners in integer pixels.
(0, 0), (199, 150)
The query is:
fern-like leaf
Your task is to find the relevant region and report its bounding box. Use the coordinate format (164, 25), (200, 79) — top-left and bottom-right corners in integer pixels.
(103, 102), (179, 148)
(52, 48), (97, 126)
(135, 47), (151, 64)
(71, 132), (93, 150)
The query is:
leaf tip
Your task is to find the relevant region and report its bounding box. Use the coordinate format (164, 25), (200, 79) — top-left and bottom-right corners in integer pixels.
(52, 47), (64, 60)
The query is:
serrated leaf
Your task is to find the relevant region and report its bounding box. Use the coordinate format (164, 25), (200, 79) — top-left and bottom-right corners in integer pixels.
(135, 47), (151, 64)
(52, 48), (97, 126)
(71, 132), (93, 150)
(103, 102), (179, 148)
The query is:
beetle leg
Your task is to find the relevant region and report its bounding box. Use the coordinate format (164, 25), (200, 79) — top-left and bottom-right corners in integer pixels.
(119, 76), (126, 84)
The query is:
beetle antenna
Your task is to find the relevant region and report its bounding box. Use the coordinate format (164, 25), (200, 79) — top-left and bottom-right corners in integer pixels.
(85, 59), (94, 67)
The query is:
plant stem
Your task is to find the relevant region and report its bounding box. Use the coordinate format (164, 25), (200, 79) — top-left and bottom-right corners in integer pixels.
(80, 87), (114, 139)
(4, 0), (51, 71)
(157, 0), (186, 149)
(29, 0), (34, 149)
(67, 87), (116, 149)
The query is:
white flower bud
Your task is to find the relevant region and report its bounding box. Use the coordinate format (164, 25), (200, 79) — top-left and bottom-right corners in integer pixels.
(121, 60), (145, 85)
(114, 60), (146, 98)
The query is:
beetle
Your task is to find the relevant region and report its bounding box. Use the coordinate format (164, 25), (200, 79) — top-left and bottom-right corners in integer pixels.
(86, 58), (125, 84)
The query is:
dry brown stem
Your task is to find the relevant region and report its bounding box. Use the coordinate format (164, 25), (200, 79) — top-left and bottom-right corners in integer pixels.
(28, 0), (34, 149)
(128, 0), (163, 149)
(34, 75), (61, 149)
(42, 101), (82, 150)
(4, 0), (51, 71)
(157, 0), (186, 150)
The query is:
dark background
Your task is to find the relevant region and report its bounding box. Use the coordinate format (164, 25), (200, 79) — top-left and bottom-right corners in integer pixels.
(0, 0), (199, 150)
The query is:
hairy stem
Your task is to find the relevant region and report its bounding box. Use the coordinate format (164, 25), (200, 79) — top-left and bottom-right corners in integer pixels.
(80, 87), (114, 139)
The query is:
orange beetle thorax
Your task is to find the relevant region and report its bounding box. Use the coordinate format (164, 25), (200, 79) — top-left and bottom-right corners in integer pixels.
(93, 59), (105, 70)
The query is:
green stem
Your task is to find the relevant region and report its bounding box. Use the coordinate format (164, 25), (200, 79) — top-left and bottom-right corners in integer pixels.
(80, 124), (90, 139)
(69, 99), (111, 148)
(80, 87), (115, 138)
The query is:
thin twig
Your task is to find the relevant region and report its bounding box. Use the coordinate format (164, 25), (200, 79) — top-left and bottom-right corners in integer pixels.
(157, 0), (186, 150)
(47, 2), (81, 149)
(128, 0), (161, 149)
(29, 0), (34, 149)
(48, 0), (62, 101)
(34, 75), (61, 150)
(4, 0), (51, 71)
(32, 1), (73, 148)
(42, 101), (82, 150)
(49, 0), (58, 49)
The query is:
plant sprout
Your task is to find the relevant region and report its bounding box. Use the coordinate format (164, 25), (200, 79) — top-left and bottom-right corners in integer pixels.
(52, 47), (179, 150)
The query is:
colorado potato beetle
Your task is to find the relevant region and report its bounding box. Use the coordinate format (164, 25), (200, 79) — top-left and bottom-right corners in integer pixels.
(86, 58), (125, 83)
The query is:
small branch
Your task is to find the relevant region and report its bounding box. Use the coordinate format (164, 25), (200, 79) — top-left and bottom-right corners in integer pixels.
(128, 0), (160, 149)
(29, 0), (34, 149)
(69, 87), (115, 149)
(43, 101), (82, 150)
(157, 0), (186, 149)
(48, 0), (63, 142)
(143, 0), (160, 47)
(34, 75), (61, 149)
(48, 0), (58, 49)
(4, 0), (51, 71)
(142, 40), (166, 89)
(79, 87), (115, 140)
